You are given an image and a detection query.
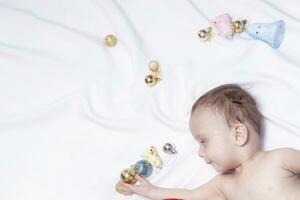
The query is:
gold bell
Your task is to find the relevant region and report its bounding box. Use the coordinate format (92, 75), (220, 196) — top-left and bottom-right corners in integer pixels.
(232, 20), (247, 33)
(145, 74), (160, 87)
(198, 27), (212, 42)
(104, 34), (117, 47)
(148, 60), (160, 73)
(120, 167), (136, 184)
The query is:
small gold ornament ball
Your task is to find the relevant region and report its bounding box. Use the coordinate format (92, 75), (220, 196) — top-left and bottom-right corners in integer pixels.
(120, 168), (136, 184)
(145, 74), (156, 86)
(198, 27), (212, 42)
(145, 74), (160, 87)
(232, 20), (247, 33)
(148, 60), (160, 73)
(104, 34), (117, 47)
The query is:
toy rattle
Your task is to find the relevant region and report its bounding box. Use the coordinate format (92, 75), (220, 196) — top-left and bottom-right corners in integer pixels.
(198, 13), (285, 48)
(116, 146), (162, 193)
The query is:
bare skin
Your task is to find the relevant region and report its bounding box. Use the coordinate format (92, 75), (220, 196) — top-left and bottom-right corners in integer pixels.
(117, 107), (300, 200)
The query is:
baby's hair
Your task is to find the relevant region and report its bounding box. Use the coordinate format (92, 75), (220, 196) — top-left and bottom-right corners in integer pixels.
(191, 84), (262, 134)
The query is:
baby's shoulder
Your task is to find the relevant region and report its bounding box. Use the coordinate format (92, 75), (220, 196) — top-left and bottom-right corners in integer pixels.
(264, 148), (297, 158)
(262, 148), (298, 166)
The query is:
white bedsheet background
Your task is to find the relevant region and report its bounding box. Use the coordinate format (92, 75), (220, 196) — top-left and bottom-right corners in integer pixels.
(0, 0), (300, 199)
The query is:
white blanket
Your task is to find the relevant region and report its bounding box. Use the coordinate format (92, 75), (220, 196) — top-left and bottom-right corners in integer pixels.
(0, 0), (299, 199)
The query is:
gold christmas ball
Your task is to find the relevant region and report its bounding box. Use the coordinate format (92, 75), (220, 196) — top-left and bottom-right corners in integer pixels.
(120, 168), (136, 184)
(104, 34), (117, 47)
(198, 27), (212, 42)
(148, 60), (160, 73)
(233, 20), (247, 33)
(145, 74), (160, 87)
(145, 74), (155, 86)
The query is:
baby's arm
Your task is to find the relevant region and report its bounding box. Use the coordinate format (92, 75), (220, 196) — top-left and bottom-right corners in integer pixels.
(118, 174), (225, 200)
(153, 175), (224, 200)
(277, 148), (300, 174)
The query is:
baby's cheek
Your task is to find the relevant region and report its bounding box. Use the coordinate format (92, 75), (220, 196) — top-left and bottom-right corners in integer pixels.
(207, 149), (220, 162)
(214, 149), (230, 163)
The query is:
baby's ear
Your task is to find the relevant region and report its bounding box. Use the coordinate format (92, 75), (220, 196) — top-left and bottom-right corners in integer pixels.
(232, 123), (248, 146)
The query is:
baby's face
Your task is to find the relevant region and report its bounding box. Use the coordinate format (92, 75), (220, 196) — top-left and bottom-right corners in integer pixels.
(189, 106), (240, 173)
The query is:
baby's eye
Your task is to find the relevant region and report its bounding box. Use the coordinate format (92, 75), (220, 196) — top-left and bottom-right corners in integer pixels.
(200, 139), (207, 144)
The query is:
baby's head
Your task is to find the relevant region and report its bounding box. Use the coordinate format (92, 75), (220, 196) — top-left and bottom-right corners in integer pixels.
(189, 84), (262, 173)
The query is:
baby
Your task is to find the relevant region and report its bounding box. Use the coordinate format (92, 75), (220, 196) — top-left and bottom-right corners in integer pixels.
(117, 84), (300, 200)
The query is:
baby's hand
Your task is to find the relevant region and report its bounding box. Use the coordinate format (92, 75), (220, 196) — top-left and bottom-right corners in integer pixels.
(116, 174), (154, 197)
(115, 181), (134, 195)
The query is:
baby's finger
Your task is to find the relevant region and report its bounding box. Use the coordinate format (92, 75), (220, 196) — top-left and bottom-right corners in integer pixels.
(115, 183), (133, 195)
(119, 181), (134, 190)
(135, 174), (146, 182)
(120, 190), (133, 196)
(119, 181), (139, 192)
